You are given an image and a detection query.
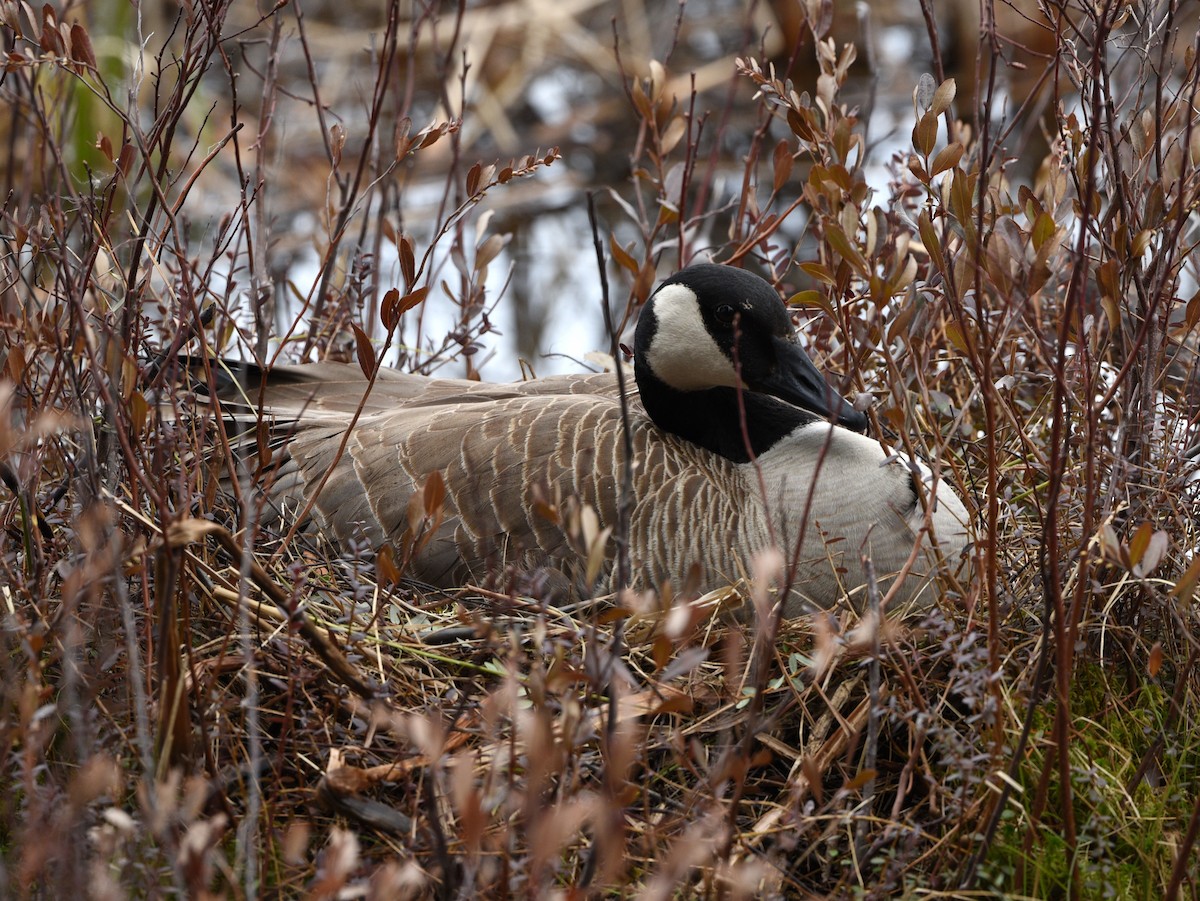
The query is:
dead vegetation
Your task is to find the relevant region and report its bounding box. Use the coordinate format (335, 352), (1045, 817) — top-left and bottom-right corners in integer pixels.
(1, 0), (1199, 897)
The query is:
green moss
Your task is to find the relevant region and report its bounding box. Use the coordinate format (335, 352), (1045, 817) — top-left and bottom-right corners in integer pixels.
(982, 663), (1197, 899)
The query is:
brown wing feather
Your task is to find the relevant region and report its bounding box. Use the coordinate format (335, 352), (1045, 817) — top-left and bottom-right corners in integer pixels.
(240, 362), (762, 594)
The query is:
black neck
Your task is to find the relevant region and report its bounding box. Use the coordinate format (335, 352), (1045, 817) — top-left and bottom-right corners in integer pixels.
(634, 360), (815, 464)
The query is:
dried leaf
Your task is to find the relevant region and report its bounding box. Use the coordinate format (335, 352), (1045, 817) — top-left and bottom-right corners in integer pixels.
(417, 120), (450, 149)
(844, 769), (878, 791)
(5, 345), (25, 381)
(1148, 642), (1163, 677)
(930, 141), (963, 176)
(912, 111), (938, 157)
(380, 288), (401, 329)
(532, 500), (559, 524)
(167, 518), (222, 549)
(584, 525), (612, 587)
(914, 72), (936, 111)
(475, 233), (509, 270)
(422, 470), (446, 517)
(69, 22), (95, 70)
(949, 168), (974, 225)
(129, 390), (148, 433)
(661, 116), (686, 155)
(609, 236), (638, 274)
(944, 320), (970, 355)
(1185, 291), (1200, 332)
(398, 235), (416, 289)
(825, 224), (867, 275)
(930, 78), (957, 116)
(918, 211), (944, 273)
(1133, 529), (1169, 578)
(633, 261), (656, 303)
(772, 139), (794, 192)
(1031, 212), (1056, 251)
(330, 124), (345, 168)
(375, 544), (402, 586)
(382, 286), (428, 329)
(116, 142), (135, 177)
(631, 78), (652, 120)
(648, 59), (667, 103)
(351, 323), (374, 378)
(788, 290), (833, 317)
(1128, 521), (1153, 568)
(799, 261), (835, 285)
(1098, 522), (1123, 562)
(1169, 555), (1200, 601)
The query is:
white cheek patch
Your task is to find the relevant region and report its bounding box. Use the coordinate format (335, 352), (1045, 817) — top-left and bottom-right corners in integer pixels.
(644, 285), (739, 390)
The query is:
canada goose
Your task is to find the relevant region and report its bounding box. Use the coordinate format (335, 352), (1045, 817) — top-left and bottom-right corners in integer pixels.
(210, 263), (970, 615)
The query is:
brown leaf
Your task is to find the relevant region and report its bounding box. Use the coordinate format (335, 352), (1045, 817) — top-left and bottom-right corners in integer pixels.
(1032, 211), (1057, 251)
(417, 121), (449, 149)
(1170, 555), (1200, 601)
(944, 319), (971, 355)
(381, 286), (427, 330)
(398, 235), (416, 289)
(167, 518), (221, 548)
(375, 544), (402, 586)
(39, 4), (62, 54)
(351, 323), (374, 378)
(380, 288), (401, 329)
(1128, 521), (1153, 568)
(422, 470), (446, 517)
(661, 116), (686, 155)
(844, 768), (878, 791)
(129, 390), (148, 433)
(398, 286), (428, 314)
(918, 211), (945, 273)
(116, 142), (135, 177)
(532, 500), (559, 524)
(772, 139), (794, 192)
(930, 141), (964, 176)
(799, 261), (835, 285)
(788, 290), (833, 317)
(912, 111), (938, 157)
(633, 261), (657, 303)
(69, 22), (95, 70)
(5, 345), (25, 381)
(393, 116), (413, 158)
(1148, 642), (1163, 678)
(1133, 529), (1169, 578)
(825, 224), (867, 275)
(609, 235), (638, 274)
(330, 124), (345, 168)
(930, 78), (957, 116)
(476, 233), (509, 270)
(652, 635), (671, 672)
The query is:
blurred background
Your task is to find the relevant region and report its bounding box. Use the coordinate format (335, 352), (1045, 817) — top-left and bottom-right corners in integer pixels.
(0, 0), (1060, 378)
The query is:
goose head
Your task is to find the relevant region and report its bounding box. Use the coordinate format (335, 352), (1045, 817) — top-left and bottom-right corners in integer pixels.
(634, 263), (867, 462)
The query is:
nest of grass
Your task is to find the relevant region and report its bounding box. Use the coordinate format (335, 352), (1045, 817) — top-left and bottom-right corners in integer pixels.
(157, 502), (998, 898)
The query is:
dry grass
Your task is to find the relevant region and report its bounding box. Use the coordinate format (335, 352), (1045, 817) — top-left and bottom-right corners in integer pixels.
(1, 0), (1199, 898)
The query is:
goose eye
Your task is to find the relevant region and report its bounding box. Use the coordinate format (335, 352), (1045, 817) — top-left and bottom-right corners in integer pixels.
(714, 304), (737, 326)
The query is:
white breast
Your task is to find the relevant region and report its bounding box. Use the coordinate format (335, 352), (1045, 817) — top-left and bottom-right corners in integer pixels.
(749, 423), (970, 615)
